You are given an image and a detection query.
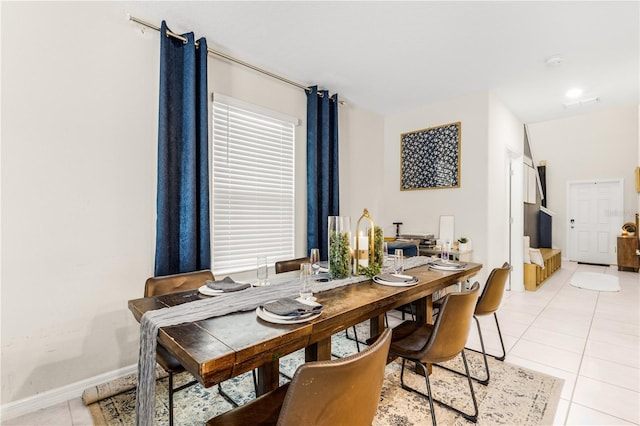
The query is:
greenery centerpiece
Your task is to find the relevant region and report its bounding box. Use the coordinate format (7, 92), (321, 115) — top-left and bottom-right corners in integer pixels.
(328, 216), (351, 279)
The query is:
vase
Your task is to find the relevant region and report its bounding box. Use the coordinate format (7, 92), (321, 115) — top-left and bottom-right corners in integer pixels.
(373, 226), (384, 268)
(328, 216), (351, 279)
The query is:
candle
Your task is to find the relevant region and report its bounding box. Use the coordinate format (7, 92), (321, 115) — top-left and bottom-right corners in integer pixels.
(358, 234), (369, 267)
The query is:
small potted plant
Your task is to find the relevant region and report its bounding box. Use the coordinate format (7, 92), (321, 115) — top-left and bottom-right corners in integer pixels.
(458, 237), (469, 252)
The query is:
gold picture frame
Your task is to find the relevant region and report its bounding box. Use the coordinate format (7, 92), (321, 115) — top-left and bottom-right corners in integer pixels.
(400, 122), (461, 190)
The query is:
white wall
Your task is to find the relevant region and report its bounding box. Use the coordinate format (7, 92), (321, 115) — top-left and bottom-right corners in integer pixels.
(382, 92), (491, 282)
(2, 1), (157, 405)
(527, 105), (639, 255)
(488, 94), (525, 290)
(339, 104), (385, 230)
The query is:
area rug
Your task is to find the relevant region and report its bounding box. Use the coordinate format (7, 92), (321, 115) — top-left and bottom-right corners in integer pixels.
(570, 271), (620, 292)
(82, 366), (168, 405)
(88, 328), (562, 426)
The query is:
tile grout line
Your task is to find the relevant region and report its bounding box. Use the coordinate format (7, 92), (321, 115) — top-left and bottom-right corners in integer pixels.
(569, 400), (638, 425)
(561, 282), (600, 425)
(504, 264), (578, 425)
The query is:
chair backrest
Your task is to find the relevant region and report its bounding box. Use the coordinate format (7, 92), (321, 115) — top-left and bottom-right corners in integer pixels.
(420, 282), (480, 364)
(276, 328), (392, 426)
(475, 262), (511, 316)
(144, 270), (214, 297)
(275, 257), (310, 274)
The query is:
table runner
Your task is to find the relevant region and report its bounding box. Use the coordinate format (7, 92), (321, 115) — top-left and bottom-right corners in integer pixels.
(135, 256), (432, 426)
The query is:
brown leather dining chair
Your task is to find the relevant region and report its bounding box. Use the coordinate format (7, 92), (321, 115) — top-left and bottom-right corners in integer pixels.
(469, 262), (511, 382)
(388, 282), (480, 425)
(274, 256), (310, 274)
(145, 269), (254, 426)
(206, 328), (392, 426)
(434, 262), (511, 385)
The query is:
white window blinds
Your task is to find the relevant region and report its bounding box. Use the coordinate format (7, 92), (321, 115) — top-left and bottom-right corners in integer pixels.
(212, 94), (297, 274)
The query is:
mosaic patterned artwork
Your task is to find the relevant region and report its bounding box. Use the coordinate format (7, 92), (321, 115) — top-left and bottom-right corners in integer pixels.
(88, 322), (562, 426)
(401, 122), (461, 190)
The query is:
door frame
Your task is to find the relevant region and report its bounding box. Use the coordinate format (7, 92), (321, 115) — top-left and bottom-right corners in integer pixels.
(566, 178), (624, 264)
(507, 148), (524, 291)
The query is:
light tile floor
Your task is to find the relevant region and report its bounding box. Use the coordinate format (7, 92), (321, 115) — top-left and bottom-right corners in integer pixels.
(466, 261), (639, 426)
(4, 261), (639, 425)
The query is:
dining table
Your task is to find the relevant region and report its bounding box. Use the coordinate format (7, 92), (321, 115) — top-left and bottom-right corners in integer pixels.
(128, 258), (482, 400)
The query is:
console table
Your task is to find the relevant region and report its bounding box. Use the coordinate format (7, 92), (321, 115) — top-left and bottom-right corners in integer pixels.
(617, 236), (639, 272)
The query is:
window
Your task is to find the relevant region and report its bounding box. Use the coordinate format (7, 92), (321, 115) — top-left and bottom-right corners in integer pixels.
(211, 94), (297, 274)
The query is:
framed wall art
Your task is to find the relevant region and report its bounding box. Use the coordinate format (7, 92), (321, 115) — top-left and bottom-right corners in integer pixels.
(400, 121), (461, 190)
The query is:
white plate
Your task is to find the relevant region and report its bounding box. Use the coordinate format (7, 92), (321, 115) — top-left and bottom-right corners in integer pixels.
(198, 282), (251, 296)
(256, 299), (323, 324)
(372, 275), (419, 287)
(428, 264), (465, 271)
(198, 285), (224, 296)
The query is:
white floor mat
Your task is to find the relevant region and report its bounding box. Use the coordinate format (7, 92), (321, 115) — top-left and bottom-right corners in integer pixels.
(570, 271), (620, 292)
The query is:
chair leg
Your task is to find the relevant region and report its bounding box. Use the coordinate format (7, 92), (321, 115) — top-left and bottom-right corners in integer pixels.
(493, 312), (506, 361)
(252, 369), (258, 394)
(217, 369), (261, 407)
(345, 326), (366, 351)
(466, 313), (506, 362)
(397, 303), (416, 321)
(441, 312), (506, 385)
(399, 355), (478, 423)
(218, 383), (239, 408)
(168, 372), (174, 426)
(460, 351), (479, 422)
(433, 341), (489, 385)
(166, 371), (198, 426)
(473, 316), (491, 385)
(400, 359), (436, 425)
(352, 326), (361, 352)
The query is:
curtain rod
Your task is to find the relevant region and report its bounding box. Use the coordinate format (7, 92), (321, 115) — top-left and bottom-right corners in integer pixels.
(128, 14), (324, 96)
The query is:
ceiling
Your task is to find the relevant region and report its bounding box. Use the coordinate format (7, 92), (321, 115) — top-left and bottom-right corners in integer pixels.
(123, 1), (639, 123)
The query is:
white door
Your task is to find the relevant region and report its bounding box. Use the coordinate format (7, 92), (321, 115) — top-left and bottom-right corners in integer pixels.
(567, 180), (623, 265)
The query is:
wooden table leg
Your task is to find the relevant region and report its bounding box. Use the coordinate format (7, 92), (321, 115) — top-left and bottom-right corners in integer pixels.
(256, 360), (280, 396)
(305, 337), (332, 362)
(369, 313), (385, 339)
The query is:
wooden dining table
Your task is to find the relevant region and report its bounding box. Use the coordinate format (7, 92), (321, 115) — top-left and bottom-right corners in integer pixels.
(128, 261), (482, 397)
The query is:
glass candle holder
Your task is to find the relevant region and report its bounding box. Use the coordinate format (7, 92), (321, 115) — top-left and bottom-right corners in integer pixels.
(328, 216), (351, 279)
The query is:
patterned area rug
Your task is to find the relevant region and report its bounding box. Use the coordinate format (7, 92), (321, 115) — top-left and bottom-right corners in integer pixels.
(88, 324), (562, 425)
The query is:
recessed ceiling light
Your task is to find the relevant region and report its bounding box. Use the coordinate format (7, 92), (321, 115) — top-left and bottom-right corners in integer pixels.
(565, 88), (583, 98)
(545, 55), (563, 66)
(563, 97), (599, 108)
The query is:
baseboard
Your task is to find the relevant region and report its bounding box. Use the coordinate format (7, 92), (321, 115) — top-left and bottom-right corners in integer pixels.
(0, 364), (137, 421)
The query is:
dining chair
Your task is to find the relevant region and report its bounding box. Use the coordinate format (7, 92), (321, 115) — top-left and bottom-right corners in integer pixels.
(275, 256), (361, 353)
(145, 270), (255, 426)
(206, 328), (392, 426)
(434, 262), (511, 385)
(388, 282), (480, 425)
(274, 256), (310, 274)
